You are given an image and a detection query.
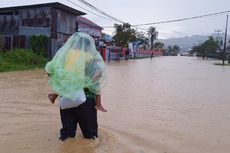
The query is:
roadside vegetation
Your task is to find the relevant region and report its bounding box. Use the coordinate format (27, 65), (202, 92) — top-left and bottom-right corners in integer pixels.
(0, 48), (48, 72)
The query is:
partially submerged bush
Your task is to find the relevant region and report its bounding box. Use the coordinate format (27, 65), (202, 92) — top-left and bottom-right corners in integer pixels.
(0, 48), (48, 72)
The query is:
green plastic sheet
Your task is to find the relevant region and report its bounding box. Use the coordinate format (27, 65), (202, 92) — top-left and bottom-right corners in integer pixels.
(45, 32), (107, 100)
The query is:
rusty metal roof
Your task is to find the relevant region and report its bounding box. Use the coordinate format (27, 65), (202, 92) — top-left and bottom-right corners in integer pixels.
(0, 2), (86, 16)
(77, 16), (103, 29)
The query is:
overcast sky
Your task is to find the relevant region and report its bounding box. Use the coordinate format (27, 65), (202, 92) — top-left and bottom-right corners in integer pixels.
(1, 0), (230, 39)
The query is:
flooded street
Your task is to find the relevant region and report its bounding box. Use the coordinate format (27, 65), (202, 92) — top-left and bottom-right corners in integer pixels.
(0, 56), (230, 153)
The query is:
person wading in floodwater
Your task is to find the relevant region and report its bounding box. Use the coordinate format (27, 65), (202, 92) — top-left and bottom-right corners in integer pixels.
(151, 51), (154, 60)
(45, 32), (107, 141)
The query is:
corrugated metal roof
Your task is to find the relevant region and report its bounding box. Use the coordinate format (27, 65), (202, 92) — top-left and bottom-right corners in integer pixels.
(0, 2), (86, 16)
(76, 16), (102, 29)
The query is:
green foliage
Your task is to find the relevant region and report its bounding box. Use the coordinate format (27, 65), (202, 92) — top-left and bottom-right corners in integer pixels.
(30, 35), (48, 57)
(113, 23), (137, 47)
(136, 32), (149, 47)
(165, 45), (180, 56)
(190, 36), (219, 57)
(173, 45), (180, 53)
(0, 48), (48, 72)
(189, 45), (202, 56)
(153, 42), (165, 50)
(147, 27), (158, 50)
(202, 36), (219, 53)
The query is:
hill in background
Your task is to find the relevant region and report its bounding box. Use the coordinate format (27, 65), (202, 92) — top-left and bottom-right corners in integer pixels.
(159, 33), (229, 52)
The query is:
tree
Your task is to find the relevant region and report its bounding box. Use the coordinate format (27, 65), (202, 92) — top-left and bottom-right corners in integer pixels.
(190, 44), (203, 55)
(147, 26), (158, 50)
(113, 23), (136, 47)
(153, 42), (165, 50)
(172, 45), (180, 55)
(165, 45), (180, 56)
(189, 36), (219, 58)
(136, 31), (149, 45)
(201, 36), (219, 53)
(166, 45), (173, 56)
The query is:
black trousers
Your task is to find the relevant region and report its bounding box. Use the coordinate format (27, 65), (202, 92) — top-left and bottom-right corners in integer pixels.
(59, 97), (98, 140)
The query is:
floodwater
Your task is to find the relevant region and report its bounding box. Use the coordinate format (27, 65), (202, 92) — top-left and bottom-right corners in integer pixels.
(0, 56), (230, 153)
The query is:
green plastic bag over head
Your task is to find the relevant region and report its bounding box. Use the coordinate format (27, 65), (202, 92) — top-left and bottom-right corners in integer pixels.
(45, 32), (107, 100)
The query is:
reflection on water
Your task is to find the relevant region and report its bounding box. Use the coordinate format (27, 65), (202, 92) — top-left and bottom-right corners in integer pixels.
(0, 57), (230, 153)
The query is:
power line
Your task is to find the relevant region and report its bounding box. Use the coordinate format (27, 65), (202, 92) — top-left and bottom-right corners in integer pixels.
(76, 0), (147, 30)
(65, 0), (230, 30)
(76, 0), (125, 24)
(69, 0), (229, 31)
(103, 10), (230, 28)
(68, 0), (147, 30)
(132, 10), (230, 26)
(66, 0), (113, 22)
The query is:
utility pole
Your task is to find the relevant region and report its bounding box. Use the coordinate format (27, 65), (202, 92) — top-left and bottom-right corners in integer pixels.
(223, 15), (228, 64)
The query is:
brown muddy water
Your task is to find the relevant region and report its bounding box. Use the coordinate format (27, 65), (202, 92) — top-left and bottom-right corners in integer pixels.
(0, 56), (230, 153)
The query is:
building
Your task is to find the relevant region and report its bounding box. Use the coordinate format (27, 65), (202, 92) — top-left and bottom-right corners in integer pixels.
(76, 16), (103, 46)
(0, 2), (85, 57)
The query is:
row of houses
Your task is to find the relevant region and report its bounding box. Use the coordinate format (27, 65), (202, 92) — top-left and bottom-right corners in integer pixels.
(0, 2), (104, 58)
(0, 2), (164, 61)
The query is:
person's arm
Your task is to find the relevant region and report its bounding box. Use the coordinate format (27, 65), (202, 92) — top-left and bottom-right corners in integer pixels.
(95, 94), (101, 106)
(95, 94), (107, 112)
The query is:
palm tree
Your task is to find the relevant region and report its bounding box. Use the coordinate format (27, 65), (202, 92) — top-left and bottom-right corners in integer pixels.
(147, 27), (158, 50)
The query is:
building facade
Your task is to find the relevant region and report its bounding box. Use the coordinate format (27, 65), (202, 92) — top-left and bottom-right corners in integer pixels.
(76, 16), (103, 46)
(0, 2), (85, 58)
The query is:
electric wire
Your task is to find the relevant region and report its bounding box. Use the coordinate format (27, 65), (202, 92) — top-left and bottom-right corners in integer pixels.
(66, 0), (113, 22)
(103, 10), (230, 28)
(132, 10), (230, 26)
(67, 0), (229, 33)
(76, 0), (124, 23)
(68, 0), (147, 30)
